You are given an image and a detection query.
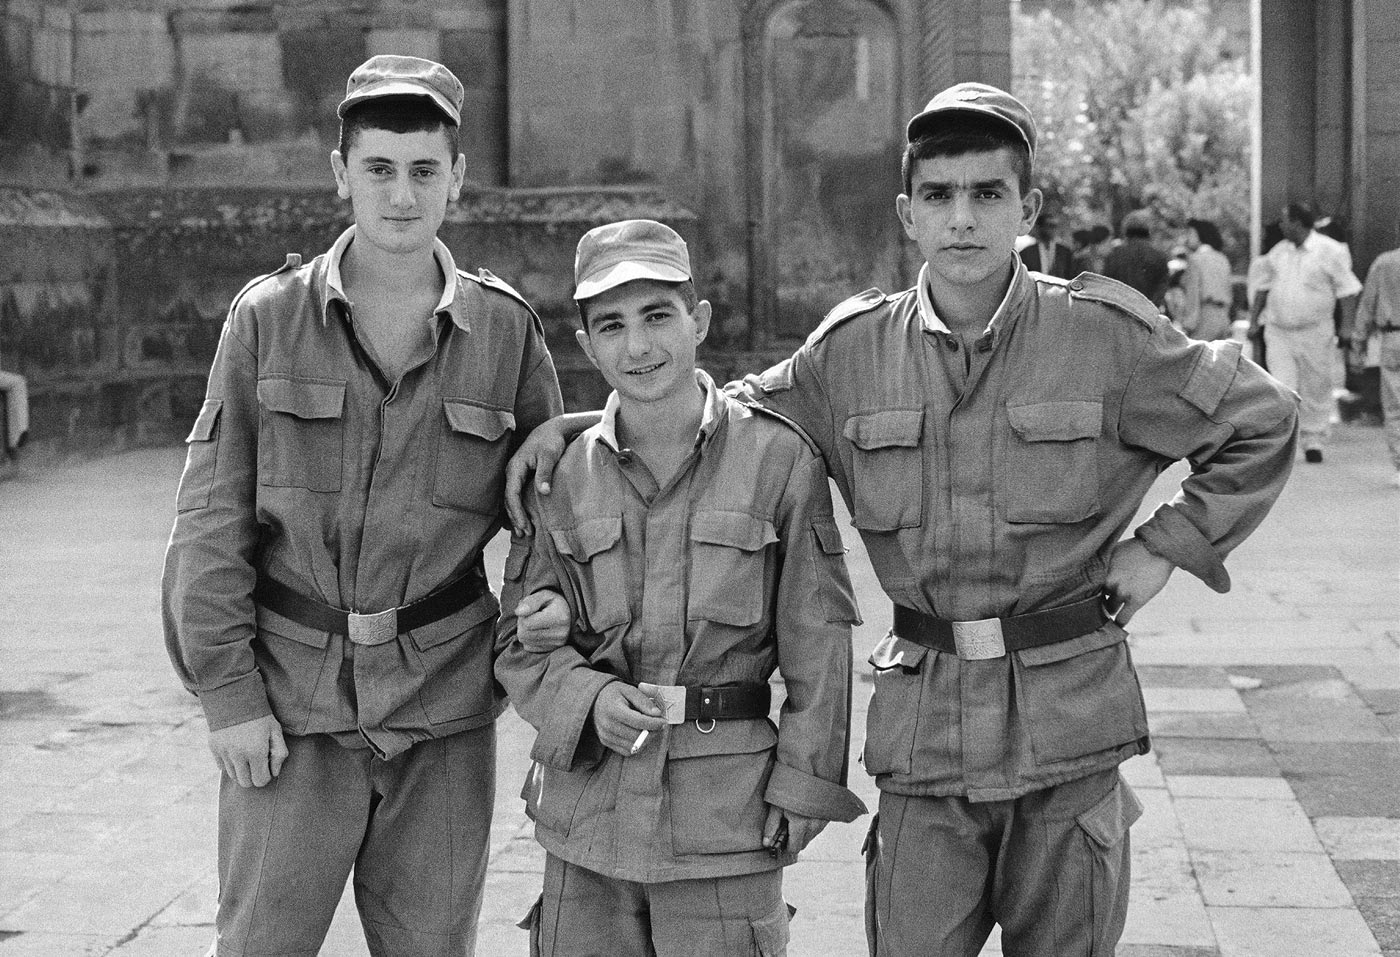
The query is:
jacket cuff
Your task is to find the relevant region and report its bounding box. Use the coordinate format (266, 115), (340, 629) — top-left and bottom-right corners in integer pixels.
(199, 670), (273, 731)
(530, 671), (618, 772)
(1135, 505), (1231, 593)
(764, 762), (868, 823)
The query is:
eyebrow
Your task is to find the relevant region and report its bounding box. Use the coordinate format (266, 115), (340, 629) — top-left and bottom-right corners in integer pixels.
(919, 177), (1012, 192)
(358, 156), (445, 167)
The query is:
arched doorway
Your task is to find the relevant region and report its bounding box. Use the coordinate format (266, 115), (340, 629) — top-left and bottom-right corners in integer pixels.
(754, 0), (901, 342)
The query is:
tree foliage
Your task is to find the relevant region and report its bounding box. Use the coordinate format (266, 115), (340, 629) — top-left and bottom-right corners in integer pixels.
(1013, 0), (1251, 261)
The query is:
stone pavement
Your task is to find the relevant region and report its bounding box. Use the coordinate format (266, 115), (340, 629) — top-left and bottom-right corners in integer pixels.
(0, 423), (1395, 957)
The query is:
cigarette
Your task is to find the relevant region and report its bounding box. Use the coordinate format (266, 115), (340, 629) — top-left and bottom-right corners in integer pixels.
(629, 729), (649, 755)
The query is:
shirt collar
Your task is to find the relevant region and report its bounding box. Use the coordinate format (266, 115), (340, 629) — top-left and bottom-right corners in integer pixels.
(321, 225), (462, 328)
(596, 369), (724, 456)
(914, 259), (1025, 340)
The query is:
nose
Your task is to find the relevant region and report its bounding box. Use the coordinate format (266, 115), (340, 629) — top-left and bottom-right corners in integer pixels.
(948, 194), (976, 232)
(625, 324), (652, 357)
(389, 173), (415, 209)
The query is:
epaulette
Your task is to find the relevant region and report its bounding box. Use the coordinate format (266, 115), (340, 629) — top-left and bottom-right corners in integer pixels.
(229, 253), (303, 314)
(464, 267), (537, 315)
(1064, 272), (1158, 330)
(808, 288), (888, 345)
(733, 396), (822, 457)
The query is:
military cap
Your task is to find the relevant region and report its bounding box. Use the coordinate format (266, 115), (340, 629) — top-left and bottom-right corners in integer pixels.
(338, 55), (464, 126)
(907, 82), (1037, 156)
(573, 219), (691, 301)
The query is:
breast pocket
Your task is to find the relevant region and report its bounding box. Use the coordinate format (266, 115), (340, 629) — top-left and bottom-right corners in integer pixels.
(688, 511), (777, 627)
(843, 410), (924, 531)
(433, 399), (515, 513)
(257, 377), (345, 492)
(551, 515), (632, 633)
(1004, 400), (1102, 523)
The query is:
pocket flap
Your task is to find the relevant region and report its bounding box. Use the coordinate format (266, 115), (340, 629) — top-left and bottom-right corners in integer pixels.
(1077, 778), (1143, 849)
(257, 377), (345, 419)
(1017, 620), (1124, 667)
(409, 591), (501, 650)
(667, 717), (778, 759)
(186, 398), (223, 442)
(690, 511), (777, 552)
(551, 515), (623, 562)
(1006, 400), (1101, 441)
(868, 631), (929, 670)
(812, 517), (846, 555)
(443, 400), (515, 440)
(842, 409), (924, 450)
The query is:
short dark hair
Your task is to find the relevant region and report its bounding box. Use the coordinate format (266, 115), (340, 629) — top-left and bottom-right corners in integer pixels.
(576, 279), (698, 330)
(1284, 202), (1315, 230)
(338, 96), (460, 161)
(902, 114), (1032, 197)
(1186, 218), (1224, 250)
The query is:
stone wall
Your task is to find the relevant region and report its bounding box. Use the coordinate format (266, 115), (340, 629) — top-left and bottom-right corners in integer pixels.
(0, 184), (701, 457)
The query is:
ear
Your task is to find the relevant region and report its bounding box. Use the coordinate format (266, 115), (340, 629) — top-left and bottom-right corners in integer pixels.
(1018, 188), (1044, 238)
(692, 300), (712, 345)
(574, 328), (599, 370)
(896, 193), (917, 240)
(448, 153), (467, 203)
(331, 150), (351, 200)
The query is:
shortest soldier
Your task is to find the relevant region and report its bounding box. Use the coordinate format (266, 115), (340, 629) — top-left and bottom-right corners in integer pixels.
(496, 219), (867, 957)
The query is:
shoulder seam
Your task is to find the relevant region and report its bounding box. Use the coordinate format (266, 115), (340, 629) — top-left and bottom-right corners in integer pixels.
(809, 287), (889, 345)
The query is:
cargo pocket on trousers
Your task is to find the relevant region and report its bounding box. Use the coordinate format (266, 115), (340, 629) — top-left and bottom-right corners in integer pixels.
(517, 894), (543, 957)
(1015, 621), (1149, 765)
(1004, 400), (1101, 523)
(177, 398), (222, 511)
(257, 377), (345, 492)
(861, 633), (927, 775)
(433, 399), (515, 513)
(843, 410), (924, 531)
(749, 900), (794, 956)
(1077, 776), (1143, 957)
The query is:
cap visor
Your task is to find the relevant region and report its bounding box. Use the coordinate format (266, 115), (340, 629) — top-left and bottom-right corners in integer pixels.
(574, 261), (690, 300)
(338, 81), (459, 123)
(907, 105), (1031, 151)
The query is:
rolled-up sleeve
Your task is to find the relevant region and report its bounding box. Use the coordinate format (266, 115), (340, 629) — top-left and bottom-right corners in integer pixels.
(160, 312), (269, 730)
(762, 451), (867, 823)
(1119, 325), (1299, 592)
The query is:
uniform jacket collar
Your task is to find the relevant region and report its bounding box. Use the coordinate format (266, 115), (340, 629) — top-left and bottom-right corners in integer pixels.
(320, 225), (466, 331)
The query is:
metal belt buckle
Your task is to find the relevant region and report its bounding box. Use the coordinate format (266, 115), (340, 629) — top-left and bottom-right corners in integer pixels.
(638, 682), (687, 725)
(347, 608), (398, 646)
(951, 617), (1006, 660)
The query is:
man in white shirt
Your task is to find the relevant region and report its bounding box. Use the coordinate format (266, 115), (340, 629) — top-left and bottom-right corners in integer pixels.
(1251, 203), (1362, 462)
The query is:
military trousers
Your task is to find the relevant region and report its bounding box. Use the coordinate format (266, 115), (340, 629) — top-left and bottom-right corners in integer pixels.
(210, 723), (496, 957)
(522, 853), (791, 957)
(864, 768), (1141, 957)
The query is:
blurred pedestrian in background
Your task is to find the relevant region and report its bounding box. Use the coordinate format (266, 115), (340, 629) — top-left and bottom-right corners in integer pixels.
(1177, 218), (1233, 341)
(1103, 210), (1170, 307)
(1072, 223), (1113, 275)
(1246, 220), (1284, 370)
(1349, 239), (1400, 486)
(1019, 210), (1075, 279)
(0, 342), (28, 459)
(1250, 202), (1362, 464)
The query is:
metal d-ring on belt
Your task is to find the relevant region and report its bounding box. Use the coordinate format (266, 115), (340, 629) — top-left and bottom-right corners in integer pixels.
(637, 681), (772, 733)
(252, 562), (490, 646)
(892, 596), (1108, 661)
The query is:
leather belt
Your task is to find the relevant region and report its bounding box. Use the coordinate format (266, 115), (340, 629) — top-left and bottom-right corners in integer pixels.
(637, 681), (771, 728)
(253, 562), (489, 646)
(892, 596), (1107, 661)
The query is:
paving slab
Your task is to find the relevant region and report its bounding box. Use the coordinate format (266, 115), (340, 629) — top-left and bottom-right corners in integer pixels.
(1208, 906), (1382, 957)
(1272, 742), (1400, 817)
(1152, 737), (1281, 777)
(1191, 849), (1354, 907)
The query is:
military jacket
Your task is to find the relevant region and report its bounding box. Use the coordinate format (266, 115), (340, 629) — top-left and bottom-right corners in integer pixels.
(742, 265), (1298, 801)
(496, 371), (866, 882)
(162, 227), (563, 758)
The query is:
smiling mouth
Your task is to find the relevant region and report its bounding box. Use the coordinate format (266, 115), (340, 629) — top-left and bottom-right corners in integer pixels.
(626, 361), (665, 375)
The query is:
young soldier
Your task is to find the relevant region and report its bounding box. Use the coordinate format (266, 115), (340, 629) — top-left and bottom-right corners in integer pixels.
(506, 85), (1298, 956)
(495, 219), (866, 957)
(162, 55), (563, 956)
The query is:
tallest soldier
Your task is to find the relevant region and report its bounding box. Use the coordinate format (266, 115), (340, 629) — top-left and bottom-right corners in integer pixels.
(506, 83), (1297, 955)
(163, 55), (563, 955)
